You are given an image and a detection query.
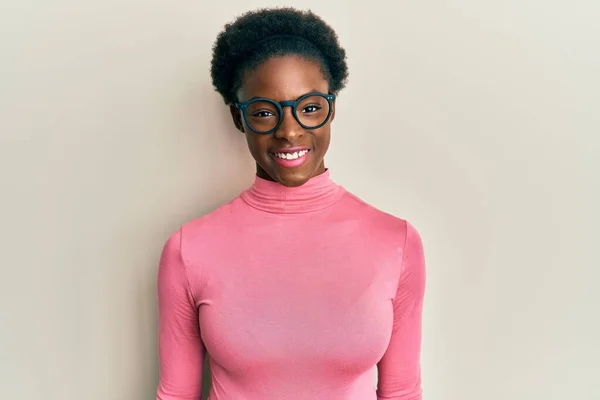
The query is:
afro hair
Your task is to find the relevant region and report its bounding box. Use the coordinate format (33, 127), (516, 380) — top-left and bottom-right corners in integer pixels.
(210, 7), (349, 105)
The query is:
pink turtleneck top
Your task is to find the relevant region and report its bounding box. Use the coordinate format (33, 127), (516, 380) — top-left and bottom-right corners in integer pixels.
(156, 171), (426, 400)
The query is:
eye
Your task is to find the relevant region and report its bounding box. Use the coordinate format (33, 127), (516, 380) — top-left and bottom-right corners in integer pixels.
(302, 105), (322, 113)
(251, 110), (275, 118)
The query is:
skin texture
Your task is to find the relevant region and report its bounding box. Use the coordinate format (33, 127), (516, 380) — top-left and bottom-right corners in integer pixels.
(229, 55), (335, 187)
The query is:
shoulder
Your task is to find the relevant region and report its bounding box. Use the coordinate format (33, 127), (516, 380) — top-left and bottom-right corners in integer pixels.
(160, 195), (245, 260)
(337, 189), (424, 256)
(340, 190), (415, 236)
(338, 189), (424, 287)
(181, 195), (244, 238)
(159, 196), (246, 288)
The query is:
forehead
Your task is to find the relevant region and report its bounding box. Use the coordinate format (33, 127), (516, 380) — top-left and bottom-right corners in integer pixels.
(238, 56), (329, 102)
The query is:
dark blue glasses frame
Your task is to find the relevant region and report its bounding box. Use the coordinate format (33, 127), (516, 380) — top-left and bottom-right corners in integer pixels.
(234, 92), (336, 135)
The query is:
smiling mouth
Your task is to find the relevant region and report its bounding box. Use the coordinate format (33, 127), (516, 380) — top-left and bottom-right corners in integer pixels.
(271, 149), (310, 160)
(269, 148), (312, 168)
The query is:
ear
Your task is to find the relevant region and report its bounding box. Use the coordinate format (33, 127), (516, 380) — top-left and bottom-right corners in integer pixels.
(229, 104), (245, 133)
(330, 99), (336, 123)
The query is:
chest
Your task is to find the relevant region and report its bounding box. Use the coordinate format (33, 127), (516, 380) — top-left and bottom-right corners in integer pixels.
(196, 239), (400, 375)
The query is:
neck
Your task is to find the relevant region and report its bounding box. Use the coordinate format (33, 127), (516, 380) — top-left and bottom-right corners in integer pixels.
(240, 169), (345, 214)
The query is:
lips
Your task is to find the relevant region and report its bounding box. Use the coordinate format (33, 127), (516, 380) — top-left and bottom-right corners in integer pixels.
(270, 147), (311, 168)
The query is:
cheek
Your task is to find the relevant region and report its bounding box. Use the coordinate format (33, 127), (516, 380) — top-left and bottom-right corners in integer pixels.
(244, 133), (270, 160)
(313, 129), (331, 155)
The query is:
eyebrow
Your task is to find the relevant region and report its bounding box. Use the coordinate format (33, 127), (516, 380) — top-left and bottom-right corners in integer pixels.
(244, 89), (325, 102)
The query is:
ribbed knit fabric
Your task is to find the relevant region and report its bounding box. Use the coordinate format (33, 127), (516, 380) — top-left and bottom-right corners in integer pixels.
(157, 170), (425, 400)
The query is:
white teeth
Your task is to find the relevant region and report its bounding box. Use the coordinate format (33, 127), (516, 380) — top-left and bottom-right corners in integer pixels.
(274, 150), (309, 160)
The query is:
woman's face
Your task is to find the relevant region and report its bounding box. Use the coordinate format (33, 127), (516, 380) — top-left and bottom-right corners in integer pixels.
(230, 55), (335, 187)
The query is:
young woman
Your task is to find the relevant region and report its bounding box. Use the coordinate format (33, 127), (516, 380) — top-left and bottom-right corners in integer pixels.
(157, 7), (426, 400)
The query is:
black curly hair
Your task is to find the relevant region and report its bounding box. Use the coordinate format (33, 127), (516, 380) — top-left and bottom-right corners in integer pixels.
(210, 7), (349, 105)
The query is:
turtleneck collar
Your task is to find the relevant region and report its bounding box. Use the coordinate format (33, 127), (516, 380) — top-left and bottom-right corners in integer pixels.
(240, 170), (345, 214)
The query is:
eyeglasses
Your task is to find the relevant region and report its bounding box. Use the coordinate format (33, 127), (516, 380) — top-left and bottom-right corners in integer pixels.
(234, 91), (336, 135)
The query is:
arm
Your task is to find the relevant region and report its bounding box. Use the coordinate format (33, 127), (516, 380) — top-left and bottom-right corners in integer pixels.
(156, 229), (205, 400)
(376, 221), (426, 400)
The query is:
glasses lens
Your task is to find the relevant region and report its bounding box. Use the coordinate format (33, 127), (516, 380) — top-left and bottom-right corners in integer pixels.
(245, 100), (280, 133)
(296, 95), (330, 128)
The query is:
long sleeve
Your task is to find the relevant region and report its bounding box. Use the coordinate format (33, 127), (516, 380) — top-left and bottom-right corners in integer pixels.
(376, 222), (426, 400)
(156, 230), (206, 400)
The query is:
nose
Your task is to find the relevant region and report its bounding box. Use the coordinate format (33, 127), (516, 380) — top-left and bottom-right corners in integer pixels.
(274, 107), (303, 141)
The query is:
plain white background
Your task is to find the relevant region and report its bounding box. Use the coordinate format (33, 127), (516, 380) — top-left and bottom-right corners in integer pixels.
(1, 1), (598, 399)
